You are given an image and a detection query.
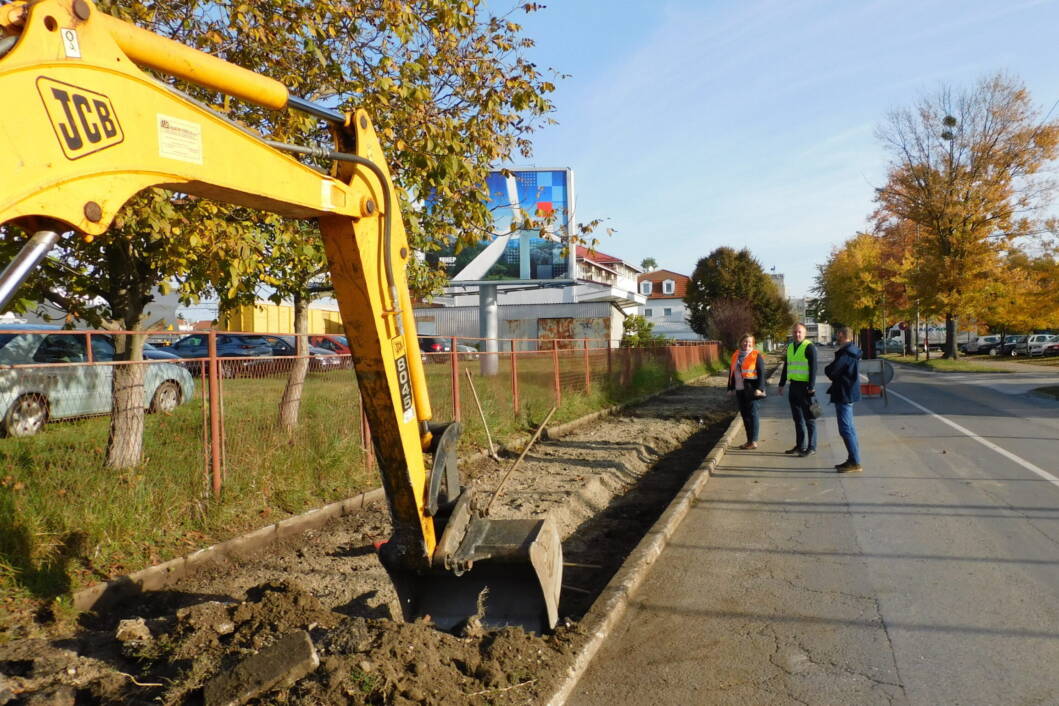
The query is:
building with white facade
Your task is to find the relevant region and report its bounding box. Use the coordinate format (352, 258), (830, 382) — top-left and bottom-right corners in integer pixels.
(636, 269), (702, 341)
(418, 246), (645, 346)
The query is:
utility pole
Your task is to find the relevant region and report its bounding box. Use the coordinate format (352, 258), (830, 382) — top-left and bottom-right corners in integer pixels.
(914, 223), (921, 361)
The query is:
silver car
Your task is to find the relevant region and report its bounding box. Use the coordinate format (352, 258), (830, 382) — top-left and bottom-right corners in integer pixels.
(0, 330), (196, 437)
(1025, 334), (1058, 357)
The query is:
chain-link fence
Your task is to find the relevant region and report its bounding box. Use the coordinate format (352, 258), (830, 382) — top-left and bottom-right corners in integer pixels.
(0, 328), (719, 499)
(0, 327), (719, 595)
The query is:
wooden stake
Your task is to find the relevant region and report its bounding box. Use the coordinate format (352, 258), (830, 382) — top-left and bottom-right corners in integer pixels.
(465, 369), (498, 461)
(484, 406), (557, 515)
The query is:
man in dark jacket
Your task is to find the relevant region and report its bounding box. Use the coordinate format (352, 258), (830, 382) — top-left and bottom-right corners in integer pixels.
(825, 326), (862, 472)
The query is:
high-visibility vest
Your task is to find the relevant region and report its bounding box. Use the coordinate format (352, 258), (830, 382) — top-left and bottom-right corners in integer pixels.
(786, 340), (811, 382)
(730, 350), (760, 380)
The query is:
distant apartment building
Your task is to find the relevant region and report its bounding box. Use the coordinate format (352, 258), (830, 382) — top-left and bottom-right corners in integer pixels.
(636, 269), (702, 341)
(769, 272), (786, 299)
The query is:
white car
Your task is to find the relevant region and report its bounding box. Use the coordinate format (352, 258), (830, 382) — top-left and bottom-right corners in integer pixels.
(1025, 334), (1058, 357)
(0, 329), (196, 437)
(961, 335), (1000, 354)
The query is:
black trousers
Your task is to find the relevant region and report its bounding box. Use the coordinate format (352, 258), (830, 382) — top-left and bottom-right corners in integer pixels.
(736, 389), (760, 443)
(787, 380), (816, 450)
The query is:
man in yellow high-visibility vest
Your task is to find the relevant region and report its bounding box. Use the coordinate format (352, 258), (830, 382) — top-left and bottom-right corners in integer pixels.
(778, 323), (817, 456)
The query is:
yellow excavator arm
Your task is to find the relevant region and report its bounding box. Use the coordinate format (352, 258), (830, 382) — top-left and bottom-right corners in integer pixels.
(0, 0), (560, 632)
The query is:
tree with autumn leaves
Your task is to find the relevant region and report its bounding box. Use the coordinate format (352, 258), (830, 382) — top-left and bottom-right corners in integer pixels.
(818, 72), (1059, 356)
(0, 0), (560, 467)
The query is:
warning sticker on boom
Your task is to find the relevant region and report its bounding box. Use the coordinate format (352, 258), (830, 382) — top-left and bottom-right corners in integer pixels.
(157, 114), (203, 164)
(392, 336), (414, 423)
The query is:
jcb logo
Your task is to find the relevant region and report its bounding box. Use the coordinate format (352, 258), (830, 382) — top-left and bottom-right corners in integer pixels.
(36, 77), (123, 160)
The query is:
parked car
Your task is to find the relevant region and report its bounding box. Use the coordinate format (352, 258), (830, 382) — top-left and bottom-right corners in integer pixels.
(260, 335), (343, 372)
(1041, 340), (1059, 357)
(1020, 334), (1058, 357)
(307, 334), (354, 368)
(419, 336), (450, 363)
(170, 333), (273, 376)
(455, 342), (480, 360)
(0, 330), (195, 437)
(308, 334), (350, 355)
(880, 338), (905, 354)
(992, 334), (1026, 357)
(960, 335), (1000, 354)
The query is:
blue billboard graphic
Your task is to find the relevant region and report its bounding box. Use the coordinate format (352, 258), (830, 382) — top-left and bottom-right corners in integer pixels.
(434, 168), (575, 284)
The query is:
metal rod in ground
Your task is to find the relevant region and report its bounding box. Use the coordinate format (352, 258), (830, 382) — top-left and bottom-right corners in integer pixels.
(484, 406), (557, 515)
(465, 368), (499, 461)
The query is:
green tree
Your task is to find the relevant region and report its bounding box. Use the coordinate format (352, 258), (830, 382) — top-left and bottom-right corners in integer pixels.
(684, 247), (790, 341)
(620, 315), (669, 348)
(640, 257), (657, 271)
(875, 72), (1059, 357)
(2, 0), (559, 467)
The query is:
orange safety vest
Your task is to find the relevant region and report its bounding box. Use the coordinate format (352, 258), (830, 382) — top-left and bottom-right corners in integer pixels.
(730, 350), (760, 380)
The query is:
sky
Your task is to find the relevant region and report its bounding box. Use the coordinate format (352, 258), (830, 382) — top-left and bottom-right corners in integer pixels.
(499, 0), (1059, 298)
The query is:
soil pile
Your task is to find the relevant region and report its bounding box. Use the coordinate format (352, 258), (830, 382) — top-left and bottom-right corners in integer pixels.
(0, 374), (733, 704)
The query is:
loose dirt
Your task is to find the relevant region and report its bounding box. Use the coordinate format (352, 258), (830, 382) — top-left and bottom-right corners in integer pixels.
(0, 374), (734, 705)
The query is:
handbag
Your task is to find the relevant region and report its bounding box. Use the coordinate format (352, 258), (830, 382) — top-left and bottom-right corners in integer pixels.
(808, 397), (823, 420)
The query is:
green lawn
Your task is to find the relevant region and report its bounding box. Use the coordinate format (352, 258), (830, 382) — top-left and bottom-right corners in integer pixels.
(881, 354), (1013, 373)
(0, 349), (723, 635)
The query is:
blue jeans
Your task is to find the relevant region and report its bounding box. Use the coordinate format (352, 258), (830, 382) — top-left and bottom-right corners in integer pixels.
(834, 402), (860, 465)
(736, 389), (760, 443)
(788, 381), (816, 451)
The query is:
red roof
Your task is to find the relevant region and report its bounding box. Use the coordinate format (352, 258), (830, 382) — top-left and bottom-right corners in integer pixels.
(637, 269), (690, 299)
(576, 245), (624, 264)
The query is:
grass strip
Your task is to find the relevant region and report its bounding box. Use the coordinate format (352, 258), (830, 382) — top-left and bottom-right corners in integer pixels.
(0, 352), (724, 637)
(881, 354), (1012, 373)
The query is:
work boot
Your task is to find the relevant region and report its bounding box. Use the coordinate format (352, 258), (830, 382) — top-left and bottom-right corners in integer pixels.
(836, 462), (863, 473)
(784, 446), (801, 454)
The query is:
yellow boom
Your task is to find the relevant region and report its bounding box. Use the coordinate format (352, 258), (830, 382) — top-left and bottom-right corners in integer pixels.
(0, 0), (562, 632)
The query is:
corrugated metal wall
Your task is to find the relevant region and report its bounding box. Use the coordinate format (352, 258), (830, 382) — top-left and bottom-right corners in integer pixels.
(221, 303), (344, 334)
(218, 300), (624, 346)
(414, 302), (620, 348)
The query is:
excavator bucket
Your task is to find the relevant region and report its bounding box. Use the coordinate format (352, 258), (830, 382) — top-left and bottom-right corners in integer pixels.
(381, 503), (562, 634)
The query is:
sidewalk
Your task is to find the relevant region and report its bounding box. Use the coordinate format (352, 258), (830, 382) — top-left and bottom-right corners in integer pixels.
(568, 367), (1059, 705)
(568, 391), (904, 705)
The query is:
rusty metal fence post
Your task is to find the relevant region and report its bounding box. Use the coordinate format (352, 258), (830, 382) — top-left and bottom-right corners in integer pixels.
(552, 340), (561, 406)
(450, 336), (461, 422)
(360, 399), (374, 472)
(207, 330), (223, 497)
(583, 338), (591, 394)
(510, 339), (520, 417)
(606, 342), (612, 388)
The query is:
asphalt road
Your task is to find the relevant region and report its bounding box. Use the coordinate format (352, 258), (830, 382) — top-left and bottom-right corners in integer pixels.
(569, 348), (1059, 705)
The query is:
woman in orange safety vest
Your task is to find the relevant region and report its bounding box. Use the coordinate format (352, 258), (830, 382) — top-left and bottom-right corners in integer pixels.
(727, 333), (767, 449)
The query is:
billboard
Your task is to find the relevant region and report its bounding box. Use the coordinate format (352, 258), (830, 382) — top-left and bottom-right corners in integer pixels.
(432, 168), (576, 285)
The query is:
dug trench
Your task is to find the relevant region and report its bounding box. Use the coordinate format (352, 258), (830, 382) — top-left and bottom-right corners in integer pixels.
(0, 373), (736, 705)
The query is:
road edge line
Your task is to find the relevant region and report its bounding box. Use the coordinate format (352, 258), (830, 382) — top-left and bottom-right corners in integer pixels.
(886, 387), (1059, 488)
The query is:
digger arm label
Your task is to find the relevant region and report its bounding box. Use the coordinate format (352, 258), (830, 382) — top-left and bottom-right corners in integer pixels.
(392, 336), (414, 423)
